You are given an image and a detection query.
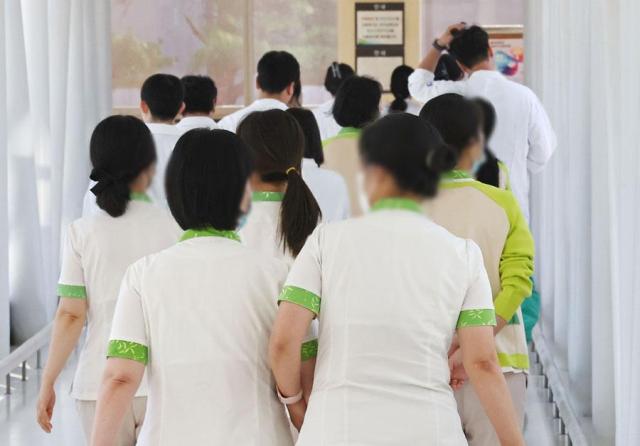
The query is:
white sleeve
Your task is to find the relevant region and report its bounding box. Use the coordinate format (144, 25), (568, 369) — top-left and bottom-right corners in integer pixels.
(527, 93), (557, 174)
(108, 261), (149, 365)
(57, 224), (87, 299)
(456, 240), (496, 328)
(279, 226), (323, 316)
(408, 68), (467, 103)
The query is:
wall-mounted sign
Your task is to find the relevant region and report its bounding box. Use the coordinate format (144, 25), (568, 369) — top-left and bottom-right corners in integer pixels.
(355, 2), (405, 91)
(486, 25), (524, 84)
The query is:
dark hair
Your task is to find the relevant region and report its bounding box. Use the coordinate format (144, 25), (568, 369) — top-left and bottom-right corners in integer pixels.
(472, 97), (500, 187)
(140, 74), (184, 121)
(360, 114), (456, 198)
(181, 75), (217, 114)
(333, 76), (382, 128)
(286, 108), (324, 166)
(449, 25), (491, 69)
(388, 65), (414, 113)
(324, 62), (355, 96)
(434, 53), (464, 81)
(166, 129), (252, 231)
(473, 97), (496, 139)
(237, 110), (321, 256)
(89, 115), (157, 218)
(419, 93), (483, 158)
(256, 51), (300, 94)
(475, 149), (500, 188)
(289, 78), (302, 107)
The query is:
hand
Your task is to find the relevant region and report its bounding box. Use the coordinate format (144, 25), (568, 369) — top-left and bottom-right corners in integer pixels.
(287, 399), (307, 431)
(448, 334), (460, 357)
(448, 348), (468, 391)
(36, 384), (56, 433)
(438, 22), (466, 47)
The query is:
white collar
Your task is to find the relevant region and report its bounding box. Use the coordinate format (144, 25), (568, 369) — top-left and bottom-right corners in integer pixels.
(469, 69), (505, 81)
(180, 116), (215, 124)
(146, 122), (182, 135)
(251, 98), (288, 110)
(302, 158), (319, 170)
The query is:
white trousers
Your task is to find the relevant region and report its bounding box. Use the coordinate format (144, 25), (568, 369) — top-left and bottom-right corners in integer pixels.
(76, 396), (147, 446)
(455, 372), (526, 446)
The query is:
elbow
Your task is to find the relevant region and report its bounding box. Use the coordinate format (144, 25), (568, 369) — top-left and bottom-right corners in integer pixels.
(56, 308), (85, 326)
(468, 356), (502, 376)
(268, 334), (296, 368)
(102, 366), (138, 388)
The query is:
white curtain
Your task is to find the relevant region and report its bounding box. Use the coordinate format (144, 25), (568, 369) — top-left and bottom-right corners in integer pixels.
(0, 0), (112, 353)
(526, 0), (640, 444)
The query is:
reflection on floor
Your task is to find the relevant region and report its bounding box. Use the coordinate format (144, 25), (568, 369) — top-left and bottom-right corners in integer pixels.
(1, 350), (568, 445)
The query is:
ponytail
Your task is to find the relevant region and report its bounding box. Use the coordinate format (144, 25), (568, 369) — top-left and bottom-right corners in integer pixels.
(389, 97), (408, 113)
(280, 167), (322, 257)
(389, 64), (414, 114)
(90, 168), (131, 217)
(474, 149), (500, 188)
(88, 115), (157, 218)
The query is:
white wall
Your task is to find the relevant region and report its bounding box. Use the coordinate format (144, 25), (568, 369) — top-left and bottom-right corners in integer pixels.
(526, 0), (640, 444)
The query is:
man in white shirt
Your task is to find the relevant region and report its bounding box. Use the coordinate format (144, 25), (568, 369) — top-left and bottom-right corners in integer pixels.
(177, 75), (219, 133)
(218, 51), (299, 133)
(312, 62), (354, 141)
(408, 24), (556, 222)
(82, 74), (184, 215)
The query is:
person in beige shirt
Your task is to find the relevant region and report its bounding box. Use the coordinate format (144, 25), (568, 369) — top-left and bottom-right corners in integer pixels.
(421, 93), (534, 446)
(322, 75), (381, 216)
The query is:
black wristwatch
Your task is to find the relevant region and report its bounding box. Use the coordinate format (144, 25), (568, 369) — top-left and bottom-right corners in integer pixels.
(432, 38), (447, 52)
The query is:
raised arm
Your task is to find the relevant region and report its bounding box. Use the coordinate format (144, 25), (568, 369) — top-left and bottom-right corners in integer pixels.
(408, 23), (467, 102)
(418, 22), (466, 71)
(91, 358), (144, 446)
(459, 326), (524, 445)
(37, 298), (87, 433)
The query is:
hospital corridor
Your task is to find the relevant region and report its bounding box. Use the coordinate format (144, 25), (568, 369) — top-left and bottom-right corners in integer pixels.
(0, 1), (637, 445)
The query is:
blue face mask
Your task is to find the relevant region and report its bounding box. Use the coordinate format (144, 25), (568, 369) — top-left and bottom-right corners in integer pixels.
(237, 202), (252, 230)
(471, 151), (487, 176)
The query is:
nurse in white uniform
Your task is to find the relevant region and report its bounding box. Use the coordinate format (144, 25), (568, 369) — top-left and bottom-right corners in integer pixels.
(287, 108), (350, 222)
(36, 116), (180, 445)
(176, 75), (219, 132)
(82, 74), (185, 215)
(237, 109), (322, 400)
(91, 129), (294, 446)
(269, 114), (525, 445)
(312, 62), (354, 140)
(218, 51), (299, 133)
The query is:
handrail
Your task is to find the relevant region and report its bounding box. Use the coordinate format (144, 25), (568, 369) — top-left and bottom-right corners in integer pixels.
(1, 322), (53, 394)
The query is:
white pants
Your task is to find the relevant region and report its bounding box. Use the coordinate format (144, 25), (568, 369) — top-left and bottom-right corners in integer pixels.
(455, 372), (526, 446)
(76, 396), (147, 446)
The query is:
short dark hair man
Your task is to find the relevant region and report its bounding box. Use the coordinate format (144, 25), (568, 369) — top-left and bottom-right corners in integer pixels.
(177, 75), (219, 132)
(218, 51), (300, 133)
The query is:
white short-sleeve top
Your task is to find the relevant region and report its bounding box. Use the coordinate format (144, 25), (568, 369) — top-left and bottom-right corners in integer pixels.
(279, 198), (496, 445)
(57, 194), (181, 400)
(302, 158), (350, 223)
(238, 191), (318, 360)
(108, 228), (293, 446)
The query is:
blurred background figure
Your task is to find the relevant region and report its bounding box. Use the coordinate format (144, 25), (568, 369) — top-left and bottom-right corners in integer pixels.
(177, 75), (219, 132)
(384, 65), (423, 115)
(312, 62), (355, 141)
(287, 108), (350, 222)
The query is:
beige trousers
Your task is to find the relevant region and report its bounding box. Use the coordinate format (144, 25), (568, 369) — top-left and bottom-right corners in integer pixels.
(455, 372), (526, 446)
(76, 396), (147, 446)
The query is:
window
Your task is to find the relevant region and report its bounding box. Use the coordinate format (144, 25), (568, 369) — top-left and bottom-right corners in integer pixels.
(111, 0), (337, 111)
